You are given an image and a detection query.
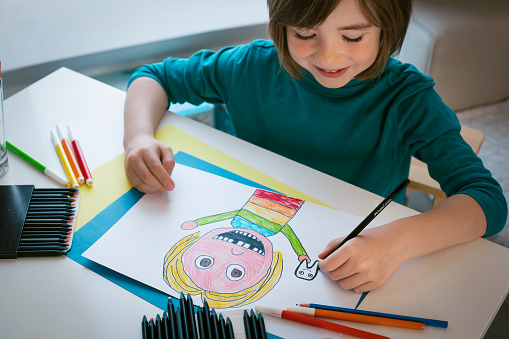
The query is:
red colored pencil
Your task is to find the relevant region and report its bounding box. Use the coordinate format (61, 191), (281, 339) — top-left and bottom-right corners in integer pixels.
(255, 305), (389, 339)
(68, 125), (93, 186)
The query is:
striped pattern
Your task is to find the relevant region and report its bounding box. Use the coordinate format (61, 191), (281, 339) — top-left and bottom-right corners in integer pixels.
(234, 190), (304, 230)
(254, 190), (304, 210)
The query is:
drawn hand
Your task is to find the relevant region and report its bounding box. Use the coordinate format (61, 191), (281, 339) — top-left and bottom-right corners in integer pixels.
(318, 226), (405, 293)
(181, 221), (198, 230)
(124, 135), (175, 194)
(298, 255), (311, 264)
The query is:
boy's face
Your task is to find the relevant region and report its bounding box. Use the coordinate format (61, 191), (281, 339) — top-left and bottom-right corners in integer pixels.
(286, 0), (381, 88)
(182, 228), (274, 293)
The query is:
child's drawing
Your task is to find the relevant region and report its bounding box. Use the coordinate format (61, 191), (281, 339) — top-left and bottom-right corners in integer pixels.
(163, 189), (319, 308)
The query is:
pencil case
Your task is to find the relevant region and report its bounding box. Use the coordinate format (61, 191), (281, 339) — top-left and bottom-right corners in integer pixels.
(0, 185), (80, 259)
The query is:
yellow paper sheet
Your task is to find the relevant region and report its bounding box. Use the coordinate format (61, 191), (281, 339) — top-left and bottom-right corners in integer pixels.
(75, 123), (328, 231)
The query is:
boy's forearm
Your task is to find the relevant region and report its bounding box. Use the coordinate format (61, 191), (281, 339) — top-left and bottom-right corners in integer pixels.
(390, 194), (487, 262)
(123, 77), (169, 148)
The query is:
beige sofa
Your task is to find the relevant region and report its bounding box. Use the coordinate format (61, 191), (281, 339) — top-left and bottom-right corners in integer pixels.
(396, 0), (509, 112)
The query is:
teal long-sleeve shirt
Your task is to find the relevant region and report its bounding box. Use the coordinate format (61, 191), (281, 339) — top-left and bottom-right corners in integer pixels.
(128, 40), (507, 237)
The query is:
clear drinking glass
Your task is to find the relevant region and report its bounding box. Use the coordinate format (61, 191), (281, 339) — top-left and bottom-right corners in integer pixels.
(0, 78), (9, 177)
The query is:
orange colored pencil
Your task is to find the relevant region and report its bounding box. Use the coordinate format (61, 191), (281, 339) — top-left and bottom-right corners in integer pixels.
(56, 124), (84, 184)
(287, 307), (425, 330)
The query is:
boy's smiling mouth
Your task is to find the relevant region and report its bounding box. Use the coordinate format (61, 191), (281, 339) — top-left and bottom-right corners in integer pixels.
(213, 230), (265, 256)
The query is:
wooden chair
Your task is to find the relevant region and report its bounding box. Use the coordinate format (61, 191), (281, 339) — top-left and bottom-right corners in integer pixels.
(407, 125), (485, 207)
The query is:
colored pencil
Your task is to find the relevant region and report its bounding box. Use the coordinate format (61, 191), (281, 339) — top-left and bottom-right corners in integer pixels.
(56, 124), (84, 184)
(218, 314), (227, 339)
(6, 141), (69, 186)
(18, 245), (68, 251)
(325, 178), (410, 257)
(68, 125), (93, 186)
(225, 317), (235, 339)
(17, 249), (67, 257)
(255, 305), (389, 339)
(299, 303), (448, 328)
(257, 311), (268, 339)
(156, 314), (163, 339)
(142, 315), (149, 339)
(51, 130), (79, 189)
(32, 188), (78, 193)
(148, 319), (156, 339)
(287, 306), (424, 330)
(162, 312), (170, 339)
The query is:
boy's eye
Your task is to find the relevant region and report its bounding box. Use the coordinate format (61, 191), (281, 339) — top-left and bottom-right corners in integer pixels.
(343, 35), (364, 43)
(294, 32), (316, 41)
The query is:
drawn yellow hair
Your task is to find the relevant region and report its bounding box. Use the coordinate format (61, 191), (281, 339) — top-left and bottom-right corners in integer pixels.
(163, 232), (283, 308)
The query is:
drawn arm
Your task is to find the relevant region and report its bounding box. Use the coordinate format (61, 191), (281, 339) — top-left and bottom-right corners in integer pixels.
(281, 224), (319, 281)
(181, 210), (239, 229)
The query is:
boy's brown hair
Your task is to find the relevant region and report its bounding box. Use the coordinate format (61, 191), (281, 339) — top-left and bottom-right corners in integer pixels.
(267, 0), (412, 80)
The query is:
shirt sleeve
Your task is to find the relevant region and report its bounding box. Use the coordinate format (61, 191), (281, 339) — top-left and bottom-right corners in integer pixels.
(396, 87), (507, 237)
(127, 43), (253, 108)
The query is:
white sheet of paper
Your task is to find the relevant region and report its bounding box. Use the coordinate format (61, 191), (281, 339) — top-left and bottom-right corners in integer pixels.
(83, 164), (383, 338)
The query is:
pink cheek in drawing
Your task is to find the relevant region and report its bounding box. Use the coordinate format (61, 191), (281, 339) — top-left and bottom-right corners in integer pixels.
(182, 228), (273, 293)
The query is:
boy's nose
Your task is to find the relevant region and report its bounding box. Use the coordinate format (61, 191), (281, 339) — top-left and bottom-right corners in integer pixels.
(316, 39), (343, 68)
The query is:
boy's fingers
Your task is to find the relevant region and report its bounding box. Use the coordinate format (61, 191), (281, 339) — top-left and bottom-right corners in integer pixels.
(142, 151), (174, 191)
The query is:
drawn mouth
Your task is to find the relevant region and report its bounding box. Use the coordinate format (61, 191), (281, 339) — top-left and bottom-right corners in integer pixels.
(213, 230), (265, 256)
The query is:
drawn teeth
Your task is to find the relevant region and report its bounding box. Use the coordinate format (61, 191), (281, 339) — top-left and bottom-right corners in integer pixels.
(215, 230), (265, 255)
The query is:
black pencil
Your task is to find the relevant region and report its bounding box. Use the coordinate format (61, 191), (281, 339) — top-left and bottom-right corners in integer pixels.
(17, 249), (67, 257)
(18, 245), (68, 251)
(244, 310), (253, 339)
(141, 315), (149, 339)
(21, 232), (71, 238)
(250, 309), (262, 339)
(162, 312), (170, 339)
(148, 318), (156, 339)
(217, 314), (226, 339)
(197, 309), (207, 339)
(23, 222), (72, 226)
(22, 227), (72, 233)
(174, 307), (184, 339)
(210, 309), (219, 339)
(25, 219), (72, 224)
(178, 294), (189, 339)
(28, 207), (76, 214)
(31, 193), (73, 198)
(30, 198), (76, 203)
(19, 237), (69, 243)
(29, 201), (77, 206)
(257, 312), (268, 339)
(183, 293), (198, 339)
(325, 178), (410, 258)
(32, 189), (77, 194)
(26, 211), (74, 216)
(168, 301), (177, 339)
(20, 234), (70, 239)
(202, 300), (212, 339)
(225, 317), (235, 339)
(155, 314), (163, 339)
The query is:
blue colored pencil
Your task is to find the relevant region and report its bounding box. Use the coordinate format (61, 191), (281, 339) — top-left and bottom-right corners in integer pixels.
(299, 303), (448, 328)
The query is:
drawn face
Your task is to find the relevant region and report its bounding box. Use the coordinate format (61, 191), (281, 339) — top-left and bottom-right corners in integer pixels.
(182, 228), (273, 293)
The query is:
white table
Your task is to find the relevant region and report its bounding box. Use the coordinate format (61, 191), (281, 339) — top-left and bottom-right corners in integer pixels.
(1, 68), (508, 339)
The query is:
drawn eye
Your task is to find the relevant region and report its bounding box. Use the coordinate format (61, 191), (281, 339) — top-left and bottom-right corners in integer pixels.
(226, 264), (245, 281)
(195, 255), (214, 269)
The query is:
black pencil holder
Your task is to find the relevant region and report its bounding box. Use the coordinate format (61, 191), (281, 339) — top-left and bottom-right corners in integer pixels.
(0, 185), (80, 258)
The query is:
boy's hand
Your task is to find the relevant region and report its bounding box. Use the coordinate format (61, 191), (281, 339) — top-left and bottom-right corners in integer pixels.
(318, 225), (405, 293)
(124, 135), (175, 193)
